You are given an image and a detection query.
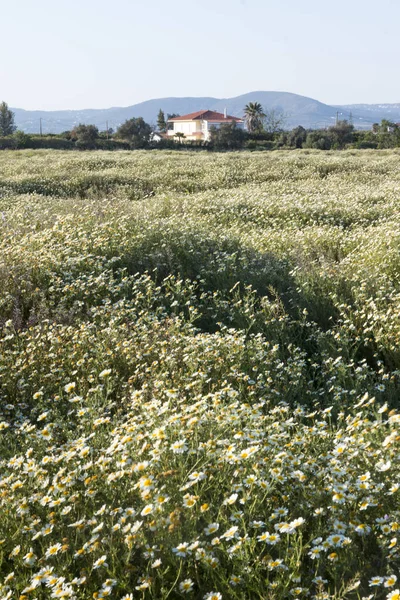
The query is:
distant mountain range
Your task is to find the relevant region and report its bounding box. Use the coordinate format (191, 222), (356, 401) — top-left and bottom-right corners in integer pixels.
(11, 91), (400, 134)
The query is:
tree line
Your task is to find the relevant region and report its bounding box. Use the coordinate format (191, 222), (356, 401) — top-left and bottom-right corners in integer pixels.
(1, 100), (399, 151)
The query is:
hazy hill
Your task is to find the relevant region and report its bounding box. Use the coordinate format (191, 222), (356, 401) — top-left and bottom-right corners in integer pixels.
(11, 92), (400, 134)
(214, 91), (339, 127)
(338, 103), (400, 126)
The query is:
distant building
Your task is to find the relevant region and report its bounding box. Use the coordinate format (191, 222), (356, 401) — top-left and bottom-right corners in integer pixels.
(167, 110), (244, 142)
(150, 131), (168, 142)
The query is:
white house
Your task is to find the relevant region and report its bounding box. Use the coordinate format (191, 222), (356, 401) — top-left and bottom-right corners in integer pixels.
(167, 110), (244, 141)
(150, 131), (167, 142)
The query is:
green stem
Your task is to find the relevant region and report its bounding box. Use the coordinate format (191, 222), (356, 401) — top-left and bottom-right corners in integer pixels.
(163, 559), (182, 599)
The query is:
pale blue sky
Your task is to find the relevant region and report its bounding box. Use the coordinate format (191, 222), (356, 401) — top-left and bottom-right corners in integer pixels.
(2, 0), (400, 110)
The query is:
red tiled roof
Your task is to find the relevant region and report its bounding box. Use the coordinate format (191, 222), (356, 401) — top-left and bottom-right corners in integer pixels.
(168, 110), (242, 122)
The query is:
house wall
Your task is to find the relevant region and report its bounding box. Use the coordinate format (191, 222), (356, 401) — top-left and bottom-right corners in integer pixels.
(166, 119), (244, 140)
(166, 120), (204, 140)
(173, 121), (198, 134)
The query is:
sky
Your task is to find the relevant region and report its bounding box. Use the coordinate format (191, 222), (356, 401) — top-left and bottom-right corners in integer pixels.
(2, 0), (400, 110)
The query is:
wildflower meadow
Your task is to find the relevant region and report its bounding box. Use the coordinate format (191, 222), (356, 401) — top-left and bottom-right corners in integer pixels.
(0, 149), (399, 600)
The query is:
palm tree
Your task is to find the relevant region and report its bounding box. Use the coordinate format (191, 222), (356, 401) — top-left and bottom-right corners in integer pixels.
(174, 132), (186, 144)
(243, 102), (265, 133)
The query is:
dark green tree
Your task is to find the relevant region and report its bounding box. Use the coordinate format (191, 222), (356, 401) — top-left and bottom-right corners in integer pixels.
(243, 102), (265, 133)
(353, 129), (378, 149)
(379, 119), (396, 133)
(0, 101), (16, 136)
(116, 117), (152, 148)
(157, 109), (167, 133)
(329, 120), (354, 149)
(209, 122), (245, 149)
(287, 125), (307, 148)
(71, 124), (99, 148)
(373, 120), (400, 148)
(304, 130), (333, 150)
(13, 130), (31, 149)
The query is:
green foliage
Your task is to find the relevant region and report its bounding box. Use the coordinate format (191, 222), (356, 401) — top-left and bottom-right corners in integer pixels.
(305, 121), (354, 150)
(209, 122), (246, 150)
(12, 130), (31, 149)
(245, 139), (275, 151)
(243, 102), (265, 133)
(354, 120), (400, 150)
(157, 109), (167, 133)
(329, 120), (355, 149)
(286, 125), (308, 148)
(0, 101), (16, 136)
(30, 136), (75, 150)
(371, 121), (400, 149)
(116, 117), (152, 148)
(304, 130), (333, 150)
(70, 123), (99, 149)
